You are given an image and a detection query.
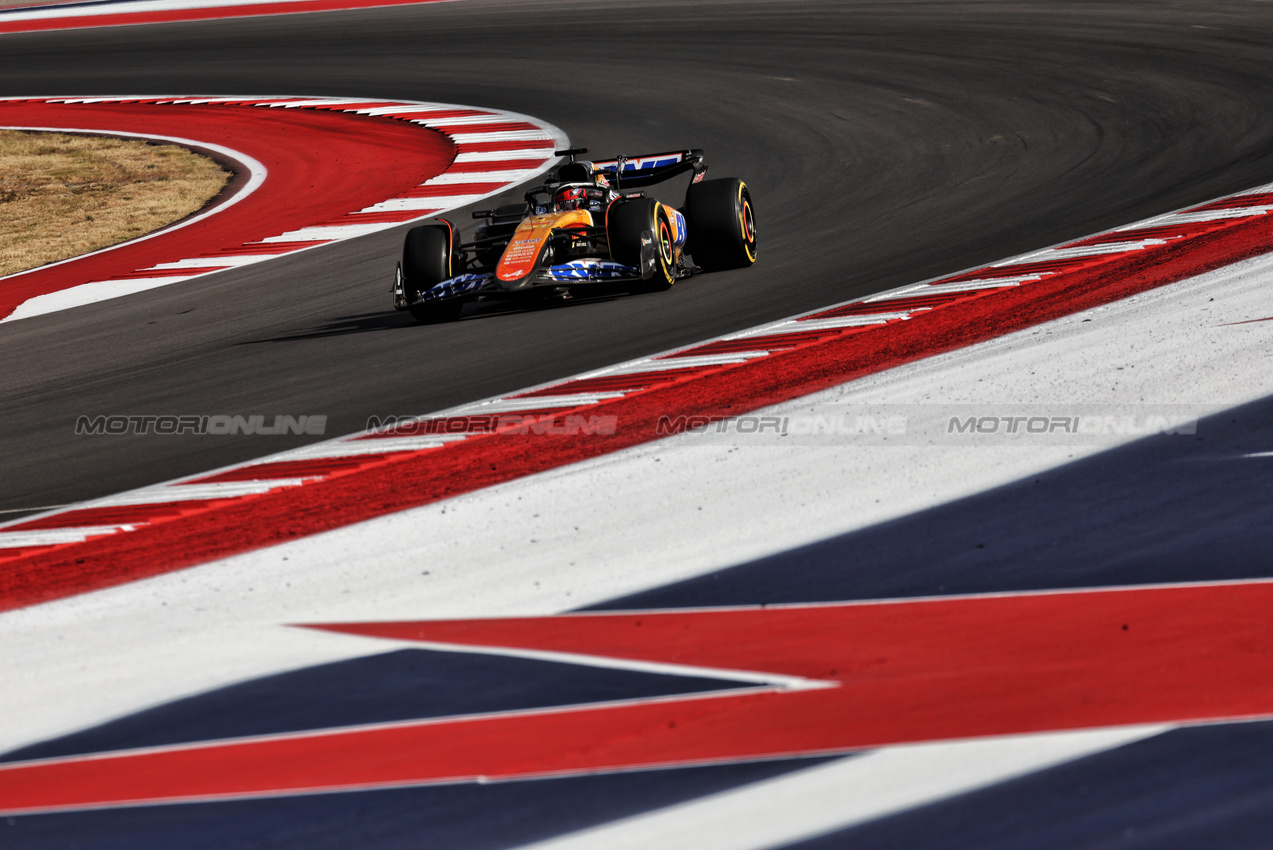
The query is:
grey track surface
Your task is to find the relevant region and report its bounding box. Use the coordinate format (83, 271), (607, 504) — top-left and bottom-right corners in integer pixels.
(3, 0), (1273, 515)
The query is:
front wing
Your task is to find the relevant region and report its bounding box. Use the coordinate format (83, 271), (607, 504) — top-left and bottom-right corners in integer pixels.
(415, 260), (644, 303)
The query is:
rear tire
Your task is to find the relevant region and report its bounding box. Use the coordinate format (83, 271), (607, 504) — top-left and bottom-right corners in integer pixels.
(684, 178), (757, 272)
(402, 224), (462, 323)
(607, 197), (676, 290)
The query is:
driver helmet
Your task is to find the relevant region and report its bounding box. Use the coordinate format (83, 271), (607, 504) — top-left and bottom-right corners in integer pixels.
(555, 186), (588, 211)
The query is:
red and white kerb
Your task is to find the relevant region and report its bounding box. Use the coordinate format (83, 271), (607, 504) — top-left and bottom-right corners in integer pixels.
(3, 168), (1273, 609)
(0, 95), (566, 322)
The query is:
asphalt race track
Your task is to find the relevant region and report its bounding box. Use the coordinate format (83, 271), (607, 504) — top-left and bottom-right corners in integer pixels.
(4, 0), (1273, 515)
(6, 3), (1273, 845)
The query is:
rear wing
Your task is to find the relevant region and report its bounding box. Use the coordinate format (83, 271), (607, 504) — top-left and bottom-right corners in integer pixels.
(590, 149), (706, 189)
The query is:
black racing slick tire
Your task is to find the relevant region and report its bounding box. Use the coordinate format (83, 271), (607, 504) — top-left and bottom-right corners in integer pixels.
(684, 178), (757, 272)
(607, 197), (676, 290)
(402, 224), (462, 323)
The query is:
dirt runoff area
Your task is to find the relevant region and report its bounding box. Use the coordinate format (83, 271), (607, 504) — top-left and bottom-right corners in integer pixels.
(0, 0), (77, 8)
(0, 130), (231, 279)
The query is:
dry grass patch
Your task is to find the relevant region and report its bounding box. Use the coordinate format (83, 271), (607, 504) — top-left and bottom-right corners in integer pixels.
(0, 130), (231, 278)
(0, 0), (77, 9)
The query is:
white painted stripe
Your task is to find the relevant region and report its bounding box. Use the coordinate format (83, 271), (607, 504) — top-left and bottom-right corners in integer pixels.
(0, 0), (357, 22)
(260, 224), (389, 242)
(870, 280), (1021, 304)
(791, 314), (906, 329)
(86, 480), (313, 507)
(1161, 208), (1271, 224)
(452, 393), (629, 413)
(1177, 204), (1273, 216)
(1230, 181), (1273, 196)
(454, 149), (561, 163)
(0, 526), (133, 548)
(415, 115), (519, 128)
(863, 288), (944, 303)
(724, 311), (909, 336)
(511, 726), (1168, 850)
(921, 278), (1034, 293)
(350, 105), (461, 116)
(616, 352), (773, 371)
(445, 130), (554, 144)
(214, 466), (329, 481)
(2, 276), (205, 322)
(163, 98), (292, 105)
(162, 479), (312, 493)
(987, 244), (1138, 268)
(277, 435), (465, 459)
(422, 169), (534, 184)
(265, 98), (380, 109)
(714, 324), (812, 341)
(361, 195), (485, 212)
(1004, 239), (1165, 262)
(330, 103), (413, 114)
(398, 639), (831, 692)
(926, 275), (1041, 290)
(144, 255), (274, 270)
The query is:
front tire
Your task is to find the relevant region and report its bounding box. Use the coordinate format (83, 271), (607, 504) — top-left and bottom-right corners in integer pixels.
(402, 224), (462, 323)
(684, 178), (757, 272)
(607, 197), (676, 290)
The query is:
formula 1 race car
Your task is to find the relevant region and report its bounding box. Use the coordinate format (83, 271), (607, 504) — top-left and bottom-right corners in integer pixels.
(391, 148), (757, 322)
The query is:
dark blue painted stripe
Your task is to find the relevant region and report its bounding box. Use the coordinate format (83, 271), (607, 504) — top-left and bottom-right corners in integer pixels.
(591, 393), (1273, 610)
(2, 756), (836, 850)
(779, 720), (1273, 850)
(0, 647), (747, 763)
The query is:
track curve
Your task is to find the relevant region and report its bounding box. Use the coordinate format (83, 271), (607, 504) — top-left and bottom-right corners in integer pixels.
(3, 0), (1273, 518)
(0, 96), (562, 321)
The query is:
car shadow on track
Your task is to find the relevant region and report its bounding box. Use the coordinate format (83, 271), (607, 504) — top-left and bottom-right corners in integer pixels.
(240, 294), (633, 343)
(235, 311), (415, 342)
